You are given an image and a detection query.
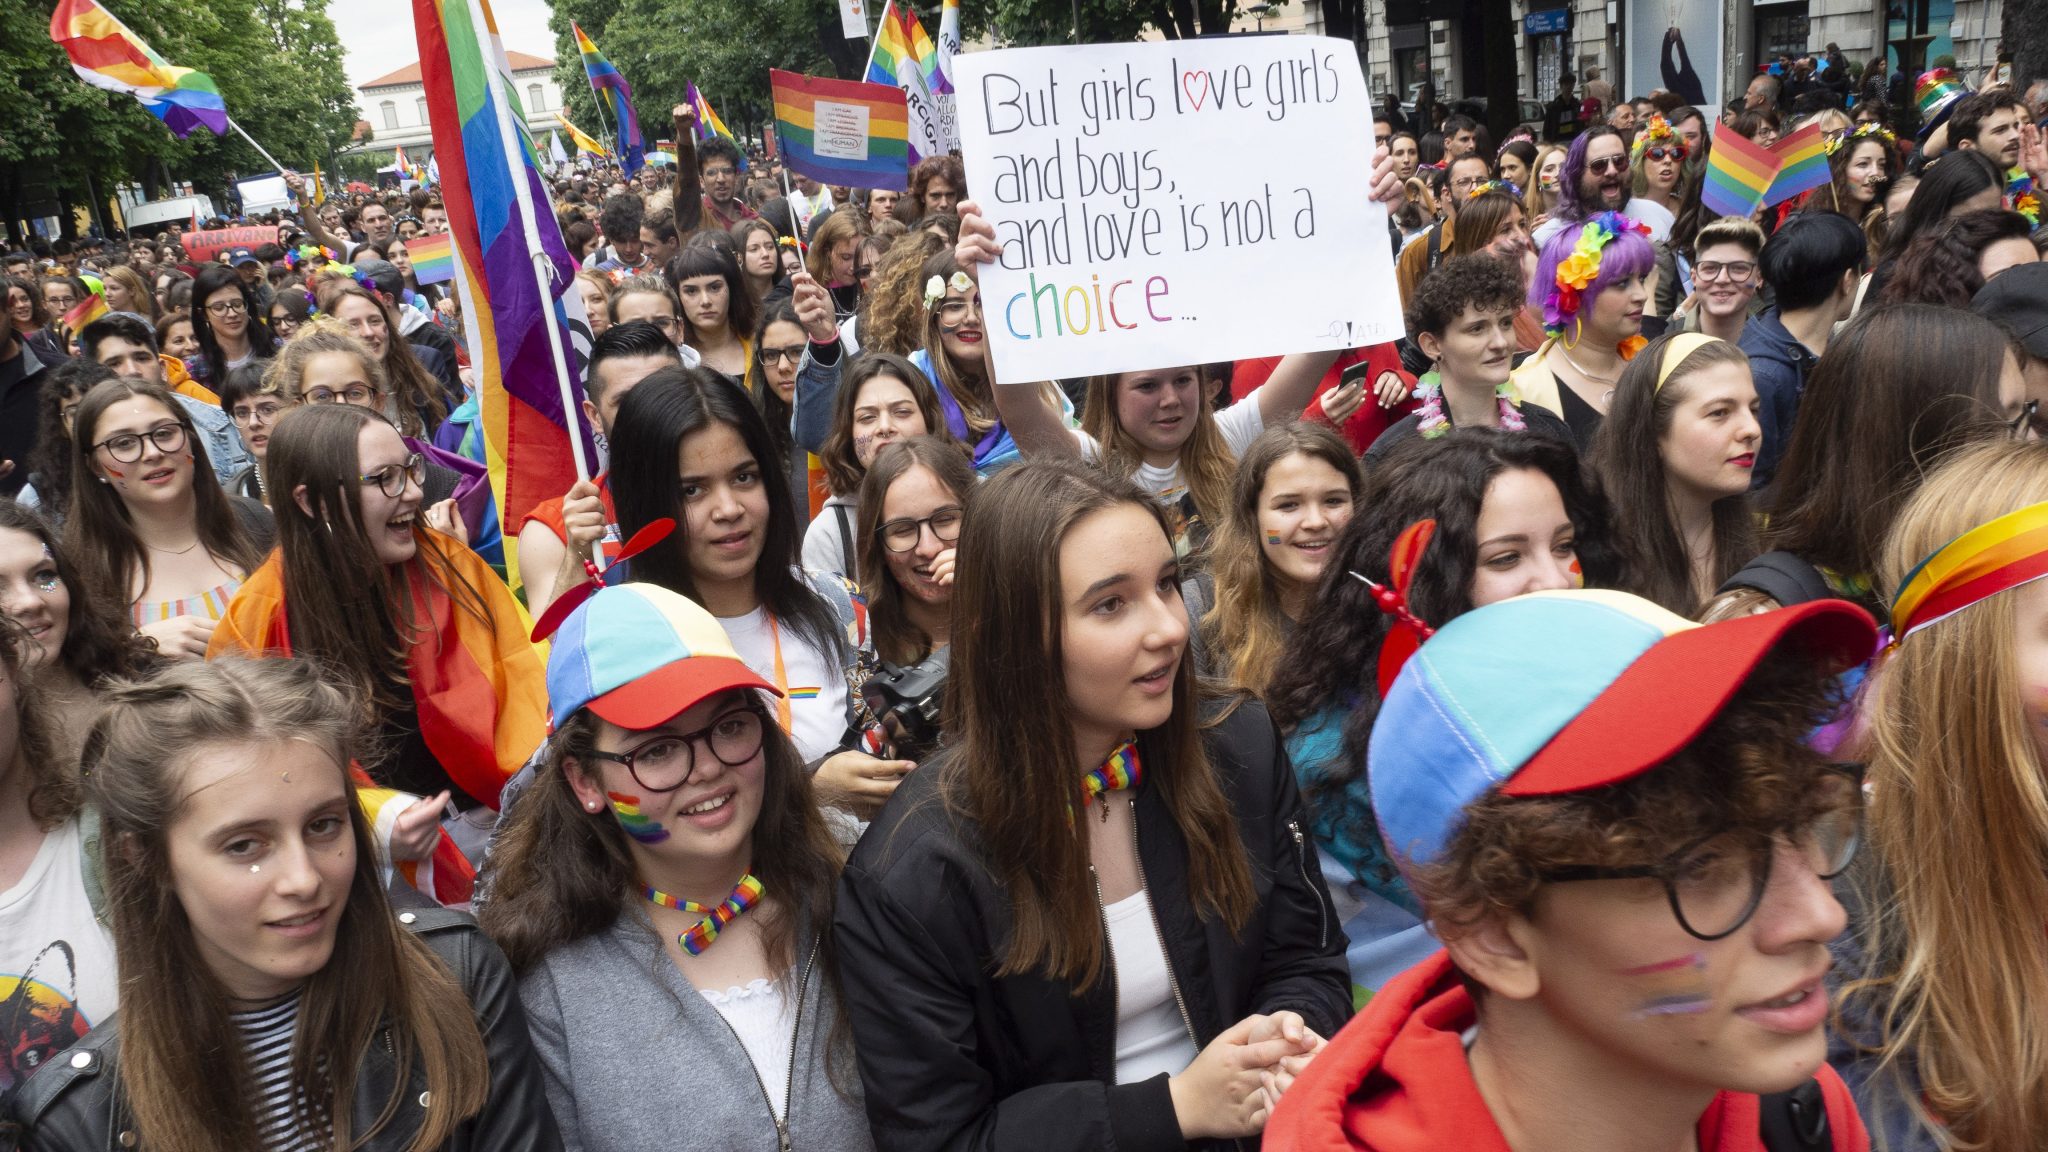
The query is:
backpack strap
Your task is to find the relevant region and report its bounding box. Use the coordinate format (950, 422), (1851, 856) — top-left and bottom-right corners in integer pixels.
(1757, 1078), (1831, 1152)
(834, 503), (856, 580)
(1425, 221), (1445, 273)
(1715, 550), (1835, 608)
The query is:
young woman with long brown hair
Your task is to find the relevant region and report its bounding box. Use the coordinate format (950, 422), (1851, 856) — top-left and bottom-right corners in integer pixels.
(207, 404), (548, 885)
(801, 352), (956, 579)
(65, 377), (271, 660)
(1831, 439), (2048, 1151)
(834, 458), (1349, 1150)
(479, 583), (869, 1151)
(322, 283), (454, 441)
(6, 657), (560, 1151)
(854, 436), (977, 672)
(1188, 423), (1361, 698)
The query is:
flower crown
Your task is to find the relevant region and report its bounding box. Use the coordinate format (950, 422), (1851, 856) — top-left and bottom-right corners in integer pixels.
(1496, 128), (1535, 158)
(775, 235), (807, 257)
(283, 244), (337, 271)
(1466, 179), (1523, 201)
(1825, 121), (1898, 156)
(1630, 115), (1683, 159)
(923, 270), (974, 310)
(1543, 212), (1652, 355)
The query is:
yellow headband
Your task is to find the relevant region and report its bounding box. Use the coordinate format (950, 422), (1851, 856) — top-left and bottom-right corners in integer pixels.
(1655, 333), (1723, 392)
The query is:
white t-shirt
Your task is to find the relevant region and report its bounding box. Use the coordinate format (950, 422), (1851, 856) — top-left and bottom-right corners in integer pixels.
(0, 819), (120, 1076)
(718, 606), (849, 764)
(1104, 889), (1201, 1084)
(1076, 392), (1265, 554)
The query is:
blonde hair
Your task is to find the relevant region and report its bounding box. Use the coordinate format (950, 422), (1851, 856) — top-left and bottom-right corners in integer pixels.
(264, 318), (388, 402)
(1848, 438), (2048, 1150)
(1526, 144), (1570, 220)
(1080, 368), (1237, 548)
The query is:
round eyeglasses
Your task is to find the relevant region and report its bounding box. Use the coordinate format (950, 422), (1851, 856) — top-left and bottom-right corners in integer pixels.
(583, 706), (766, 793)
(880, 506), (963, 553)
(94, 422), (186, 464)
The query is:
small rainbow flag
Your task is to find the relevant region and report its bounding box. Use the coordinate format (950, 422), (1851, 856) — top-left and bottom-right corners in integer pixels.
(770, 68), (909, 191)
(62, 291), (108, 333)
(1762, 122), (1829, 208)
(1701, 125), (1779, 219)
(686, 82), (745, 171)
(48, 0), (227, 139)
(786, 686), (822, 699)
(408, 230), (454, 285)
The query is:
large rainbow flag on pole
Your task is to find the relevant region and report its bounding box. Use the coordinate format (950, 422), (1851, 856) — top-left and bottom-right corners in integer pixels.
(866, 0), (945, 165)
(770, 69), (910, 191)
(571, 22), (643, 177)
(48, 0), (228, 138)
(417, 0), (596, 585)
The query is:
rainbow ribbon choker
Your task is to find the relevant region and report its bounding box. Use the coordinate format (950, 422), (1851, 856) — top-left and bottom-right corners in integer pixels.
(1888, 501), (2048, 647)
(643, 873), (765, 956)
(1081, 741), (1142, 821)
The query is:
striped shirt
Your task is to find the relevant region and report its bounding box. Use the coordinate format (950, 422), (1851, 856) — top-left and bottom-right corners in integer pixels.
(230, 989), (326, 1151)
(130, 575), (243, 628)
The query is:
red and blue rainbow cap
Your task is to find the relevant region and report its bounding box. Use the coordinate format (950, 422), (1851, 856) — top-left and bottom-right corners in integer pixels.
(545, 583), (779, 732)
(1367, 590), (1874, 871)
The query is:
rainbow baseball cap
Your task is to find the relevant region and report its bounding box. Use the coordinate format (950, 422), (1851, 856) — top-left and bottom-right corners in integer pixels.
(545, 583), (779, 732)
(1368, 590), (1874, 870)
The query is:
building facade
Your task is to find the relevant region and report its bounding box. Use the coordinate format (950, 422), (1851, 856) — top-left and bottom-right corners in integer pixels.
(352, 51), (564, 161)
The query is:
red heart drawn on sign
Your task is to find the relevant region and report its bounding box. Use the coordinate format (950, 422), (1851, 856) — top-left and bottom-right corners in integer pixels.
(1181, 69), (1210, 111)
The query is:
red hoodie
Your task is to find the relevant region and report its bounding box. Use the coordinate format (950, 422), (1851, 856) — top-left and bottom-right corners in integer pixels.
(1265, 950), (1869, 1152)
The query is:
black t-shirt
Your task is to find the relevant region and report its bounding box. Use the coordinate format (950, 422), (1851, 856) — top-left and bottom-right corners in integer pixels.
(1543, 94), (1584, 142)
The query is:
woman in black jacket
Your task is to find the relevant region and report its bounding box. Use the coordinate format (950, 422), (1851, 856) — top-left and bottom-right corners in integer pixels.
(833, 458), (1350, 1152)
(6, 657), (560, 1152)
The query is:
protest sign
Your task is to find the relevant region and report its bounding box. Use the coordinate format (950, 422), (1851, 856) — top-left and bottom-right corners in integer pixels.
(957, 37), (1402, 384)
(180, 225), (279, 263)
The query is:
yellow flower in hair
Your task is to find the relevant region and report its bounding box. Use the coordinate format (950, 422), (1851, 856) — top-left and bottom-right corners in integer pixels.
(1556, 253), (1598, 291)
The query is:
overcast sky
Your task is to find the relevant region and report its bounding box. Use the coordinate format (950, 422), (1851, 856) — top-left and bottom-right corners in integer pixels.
(328, 0), (558, 98)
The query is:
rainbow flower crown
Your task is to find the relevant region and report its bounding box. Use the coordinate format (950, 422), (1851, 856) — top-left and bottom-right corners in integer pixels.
(1826, 121), (1897, 156)
(1466, 179), (1523, 201)
(1542, 212), (1652, 357)
(1630, 115), (1682, 159)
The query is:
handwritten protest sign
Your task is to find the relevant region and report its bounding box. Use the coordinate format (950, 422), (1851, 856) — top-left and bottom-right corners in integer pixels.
(180, 226), (279, 263)
(957, 37), (1402, 384)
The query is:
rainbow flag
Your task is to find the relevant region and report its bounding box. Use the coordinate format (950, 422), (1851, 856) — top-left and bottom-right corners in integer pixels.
(772, 69), (910, 191)
(571, 22), (643, 176)
(417, 0), (597, 583)
(556, 109), (609, 157)
(408, 230), (454, 284)
(686, 82), (746, 171)
(61, 291), (108, 333)
(1762, 122), (1829, 208)
(1701, 125), (1779, 219)
(866, 1), (944, 164)
(48, 0), (227, 138)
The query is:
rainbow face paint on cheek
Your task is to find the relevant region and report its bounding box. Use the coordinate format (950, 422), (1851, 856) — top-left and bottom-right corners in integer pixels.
(606, 791), (670, 843)
(1266, 532), (1284, 546)
(1569, 557), (1584, 588)
(1620, 952), (1713, 1018)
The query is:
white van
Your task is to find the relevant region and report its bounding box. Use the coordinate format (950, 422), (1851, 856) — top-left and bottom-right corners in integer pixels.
(123, 194), (219, 236)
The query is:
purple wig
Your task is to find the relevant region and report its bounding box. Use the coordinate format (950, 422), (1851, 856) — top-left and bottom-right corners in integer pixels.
(1554, 126), (1630, 222)
(1529, 214), (1656, 335)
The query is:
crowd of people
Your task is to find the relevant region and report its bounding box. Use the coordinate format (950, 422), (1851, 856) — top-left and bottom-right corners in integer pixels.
(2, 48), (2048, 1152)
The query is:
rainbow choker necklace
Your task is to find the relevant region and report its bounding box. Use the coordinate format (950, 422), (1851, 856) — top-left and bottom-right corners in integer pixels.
(1080, 741), (1142, 822)
(642, 873), (764, 956)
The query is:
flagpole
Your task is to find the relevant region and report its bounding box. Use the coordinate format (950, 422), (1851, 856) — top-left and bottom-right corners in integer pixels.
(863, 0), (892, 78)
(474, 0), (590, 482)
(226, 116), (288, 174)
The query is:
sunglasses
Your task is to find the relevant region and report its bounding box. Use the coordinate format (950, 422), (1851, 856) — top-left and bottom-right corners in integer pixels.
(1643, 145), (1688, 162)
(1587, 156), (1630, 176)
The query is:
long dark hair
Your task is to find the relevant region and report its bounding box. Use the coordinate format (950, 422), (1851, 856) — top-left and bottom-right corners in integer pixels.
(1762, 304), (2012, 589)
(857, 436), (978, 666)
(0, 501), (151, 688)
(1266, 428), (1621, 826)
(941, 458), (1254, 989)
(1880, 149), (2004, 261)
(66, 378), (263, 615)
(26, 358), (116, 523)
(6, 274), (49, 330)
(821, 351), (958, 496)
(0, 616), (69, 831)
(608, 366), (842, 660)
(1590, 335), (1759, 614)
(666, 243), (759, 351)
(81, 658), (488, 1151)
(1878, 209), (2035, 309)
(752, 297), (802, 474)
(190, 264), (276, 385)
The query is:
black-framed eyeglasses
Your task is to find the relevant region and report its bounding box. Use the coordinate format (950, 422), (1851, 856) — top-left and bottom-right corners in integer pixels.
(1587, 155), (1630, 175)
(2011, 399), (2041, 441)
(303, 384), (378, 406)
(880, 505), (963, 553)
(583, 704), (766, 793)
(205, 298), (247, 317)
(1695, 260), (1757, 283)
(1536, 768), (1863, 941)
(359, 452), (426, 498)
(760, 344), (806, 367)
(94, 421), (186, 463)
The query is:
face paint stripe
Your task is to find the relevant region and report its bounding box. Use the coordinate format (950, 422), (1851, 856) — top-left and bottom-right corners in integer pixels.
(606, 790), (670, 844)
(1621, 952), (1712, 1018)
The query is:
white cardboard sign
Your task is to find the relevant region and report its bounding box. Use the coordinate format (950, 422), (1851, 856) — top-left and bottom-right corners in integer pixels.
(957, 37), (1404, 384)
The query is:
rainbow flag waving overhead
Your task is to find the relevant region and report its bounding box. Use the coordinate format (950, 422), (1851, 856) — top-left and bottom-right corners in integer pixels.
(1761, 122), (1830, 208)
(417, 0), (596, 580)
(866, 1), (944, 165)
(1701, 126), (1779, 219)
(572, 22), (643, 177)
(771, 68), (910, 191)
(686, 82), (746, 171)
(48, 0), (227, 138)
(556, 109), (609, 157)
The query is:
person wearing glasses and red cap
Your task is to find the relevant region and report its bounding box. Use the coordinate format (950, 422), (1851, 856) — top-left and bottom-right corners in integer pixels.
(1264, 589), (1875, 1152)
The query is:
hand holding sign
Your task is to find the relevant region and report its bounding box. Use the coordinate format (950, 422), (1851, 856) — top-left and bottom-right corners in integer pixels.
(957, 38), (1404, 384)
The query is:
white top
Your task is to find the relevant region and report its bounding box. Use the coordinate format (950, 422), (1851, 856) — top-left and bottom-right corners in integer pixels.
(702, 978), (793, 1121)
(0, 819), (120, 1062)
(1075, 389), (1266, 505)
(718, 605), (849, 764)
(1104, 889), (1201, 1085)
(1531, 197), (1673, 249)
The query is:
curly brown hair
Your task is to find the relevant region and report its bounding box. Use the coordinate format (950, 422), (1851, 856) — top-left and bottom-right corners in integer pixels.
(1411, 647), (1848, 936)
(857, 231), (946, 356)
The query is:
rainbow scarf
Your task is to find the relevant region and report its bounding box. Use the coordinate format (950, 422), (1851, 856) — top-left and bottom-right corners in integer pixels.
(1082, 741), (1142, 808)
(644, 873), (765, 956)
(1888, 501), (2048, 646)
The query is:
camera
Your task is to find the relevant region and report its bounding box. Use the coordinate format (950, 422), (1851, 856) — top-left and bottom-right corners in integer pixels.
(860, 647), (950, 761)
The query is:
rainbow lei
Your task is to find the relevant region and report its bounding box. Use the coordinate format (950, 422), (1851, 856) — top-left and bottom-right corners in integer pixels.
(1542, 212), (1652, 358)
(2007, 168), (2041, 228)
(643, 872), (765, 956)
(1413, 369), (1524, 438)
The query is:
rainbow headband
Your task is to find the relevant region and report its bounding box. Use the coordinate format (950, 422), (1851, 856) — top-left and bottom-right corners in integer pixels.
(1542, 212), (1651, 342)
(1888, 500), (2048, 646)
(1827, 121), (1897, 157)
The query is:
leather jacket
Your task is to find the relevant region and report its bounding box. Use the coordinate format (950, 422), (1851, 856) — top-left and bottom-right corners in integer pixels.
(6, 908), (563, 1152)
